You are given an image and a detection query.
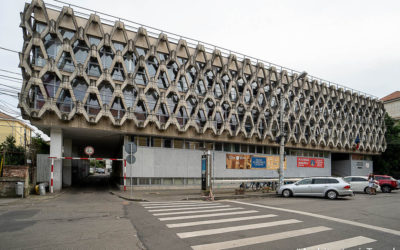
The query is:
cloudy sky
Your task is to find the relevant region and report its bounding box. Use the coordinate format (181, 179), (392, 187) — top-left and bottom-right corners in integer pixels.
(0, 0), (399, 134)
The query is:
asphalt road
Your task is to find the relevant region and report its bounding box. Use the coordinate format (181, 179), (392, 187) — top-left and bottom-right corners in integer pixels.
(0, 175), (143, 250)
(1, 179), (399, 250)
(127, 191), (400, 250)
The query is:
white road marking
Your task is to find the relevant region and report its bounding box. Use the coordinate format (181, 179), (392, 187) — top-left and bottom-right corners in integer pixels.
(159, 210), (258, 221)
(153, 207), (243, 216)
(166, 214), (277, 228)
(140, 201), (208, 205)
(177, 219), (301, 238)
(191, 226), (332, 250)
(228, 200), (400, 237)
(300, 236), (376, 250)
(149, 205), (230, 212)
(144, 203), (221, 209)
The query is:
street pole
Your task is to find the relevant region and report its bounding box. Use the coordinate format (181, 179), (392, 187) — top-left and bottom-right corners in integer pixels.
(278, 71), (307, 189)
(279, 92), (285, 188)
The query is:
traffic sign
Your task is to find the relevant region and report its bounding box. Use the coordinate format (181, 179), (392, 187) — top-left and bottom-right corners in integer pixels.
(84, 146), (94, 156)
(124, 142), (137, 154)
(126, 155), (136, 164)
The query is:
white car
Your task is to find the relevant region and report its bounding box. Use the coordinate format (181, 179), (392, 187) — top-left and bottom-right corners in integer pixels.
(277, 177), (353, 200)
(343, 176), (381, 193)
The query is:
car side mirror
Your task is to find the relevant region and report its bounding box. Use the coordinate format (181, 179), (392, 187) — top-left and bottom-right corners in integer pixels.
(295, 183), (299, 185)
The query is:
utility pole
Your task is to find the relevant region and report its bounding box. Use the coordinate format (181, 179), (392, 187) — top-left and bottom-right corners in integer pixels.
(278, 72), (308, 188)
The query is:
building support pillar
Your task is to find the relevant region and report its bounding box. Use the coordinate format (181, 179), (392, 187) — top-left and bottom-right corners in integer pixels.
(50, 128), (63, 191)
(63, 138), (72, 187)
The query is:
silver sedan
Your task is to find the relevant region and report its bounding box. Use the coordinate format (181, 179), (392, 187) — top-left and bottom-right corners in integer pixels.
(277, 177), (354, 200)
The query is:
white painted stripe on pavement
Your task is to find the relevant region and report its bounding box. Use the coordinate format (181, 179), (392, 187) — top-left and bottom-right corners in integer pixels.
(153, 207), (243, 216)
(167, 214), (277, 228)
(144, 203), (221, 209)
(149, 205), (230, 212)
(300, 236), (376, 250)
(159, 210), (258, 221)
(228, 200), (400, 237)
(191, 226), (332, 250)
(178, 219), (301, 238)
(140, 201), (207, 205)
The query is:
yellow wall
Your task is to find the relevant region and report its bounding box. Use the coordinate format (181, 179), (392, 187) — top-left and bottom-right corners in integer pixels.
(0, 120), (32, 148)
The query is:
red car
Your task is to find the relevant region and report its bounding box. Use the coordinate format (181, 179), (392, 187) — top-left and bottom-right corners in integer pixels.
(374, 175), (399, 193)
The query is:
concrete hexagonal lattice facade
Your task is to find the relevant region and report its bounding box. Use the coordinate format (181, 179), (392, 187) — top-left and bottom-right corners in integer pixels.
(18, 0), (386, 154)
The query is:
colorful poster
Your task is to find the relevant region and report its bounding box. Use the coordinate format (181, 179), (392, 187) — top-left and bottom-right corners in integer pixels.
(226, 154), (286, 170)
(297, 157), (324, 168)
(251, 157), (267, 168)
(266, 156), (287, 170)
(226, 154), (252, 169)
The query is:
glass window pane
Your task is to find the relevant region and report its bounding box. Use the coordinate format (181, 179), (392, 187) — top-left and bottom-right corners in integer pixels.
(206, 142), (213, 150)
(215, 143), (223, 151)
(153, 138), (162, 147)
(224, 143), (231, 152)
(137, 136), (148, 147)
(164, 138), (172, 148)
(241, 144), (248, 153)
(249, 145), (255, 153)
(174, 139), (184, 149)
(234, 144), (240, 152)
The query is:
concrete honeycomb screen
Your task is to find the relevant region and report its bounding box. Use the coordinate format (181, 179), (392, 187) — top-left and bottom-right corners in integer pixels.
(18, 0), (386, 154)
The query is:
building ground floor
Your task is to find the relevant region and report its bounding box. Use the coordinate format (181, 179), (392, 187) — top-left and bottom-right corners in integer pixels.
(37, 127), (375, 191)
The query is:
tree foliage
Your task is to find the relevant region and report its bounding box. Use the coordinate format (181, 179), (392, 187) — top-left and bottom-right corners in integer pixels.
(373, 114), (400, 178)
(0, 135), (25, 165)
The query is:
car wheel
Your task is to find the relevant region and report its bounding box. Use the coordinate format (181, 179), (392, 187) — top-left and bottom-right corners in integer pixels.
(364, 187), (369, 194)
(326, 190), (338, 200)
(282, 189), (292, 198)
(381, 186), (391, 193)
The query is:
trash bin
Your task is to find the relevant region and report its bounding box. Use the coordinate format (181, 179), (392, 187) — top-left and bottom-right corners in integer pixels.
(39, 183), (46, 195)
(16, 182), (24, 196)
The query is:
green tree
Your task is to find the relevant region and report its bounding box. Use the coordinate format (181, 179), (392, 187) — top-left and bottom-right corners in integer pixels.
(373, 114), (400, 177)
(0, 135), (26, 165)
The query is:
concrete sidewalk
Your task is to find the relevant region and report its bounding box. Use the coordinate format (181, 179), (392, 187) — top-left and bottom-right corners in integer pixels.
(110, 187), (277, 202)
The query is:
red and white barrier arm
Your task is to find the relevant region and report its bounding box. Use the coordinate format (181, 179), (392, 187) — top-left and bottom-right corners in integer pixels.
(50, 158), (54, 193)
(124, 159), (127, 191)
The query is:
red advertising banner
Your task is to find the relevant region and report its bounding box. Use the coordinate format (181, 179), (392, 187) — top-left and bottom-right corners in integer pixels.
(297, 157), (324, 168)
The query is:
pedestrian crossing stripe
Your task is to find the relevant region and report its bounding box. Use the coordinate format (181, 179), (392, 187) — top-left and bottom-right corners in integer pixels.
(144, 203), (222, 209)
(148, 205), (231, 212)
(153, 207), (243, 216)
(158, 210), (259, 221)
(166, 214), (277, 228)
(299, 236), (376, 250)
(177, 219), (302, 238)
(190, 226), (332, 250)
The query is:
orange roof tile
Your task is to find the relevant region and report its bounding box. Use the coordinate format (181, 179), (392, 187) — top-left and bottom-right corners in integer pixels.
(381, 91), (400, 102)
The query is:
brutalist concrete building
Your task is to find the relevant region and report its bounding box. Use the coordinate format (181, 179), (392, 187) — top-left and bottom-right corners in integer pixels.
(19, 0), (386, 190)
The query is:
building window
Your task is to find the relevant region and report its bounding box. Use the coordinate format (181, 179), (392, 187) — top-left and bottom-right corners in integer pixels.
(215, 143), (223, 151)
(256, 146), (263, 154)
(153, 137), (162, 147)
(73, 40), (89, 64)
(43, 34), (61, 59)
(224, 143), (231, 152)
(233, 144), (240, 152)
(58, 52), (75, 72)
(241, 144), (248, 153)
(42, 73), (60, 98)
(174, 139), (184, 149)
(164, 138), (172, 148)
(72, 78), (88, 102)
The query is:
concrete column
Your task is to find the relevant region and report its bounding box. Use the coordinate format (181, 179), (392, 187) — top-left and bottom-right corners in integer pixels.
(50, 128), (63, 191)
(63, 138), (72, 187)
